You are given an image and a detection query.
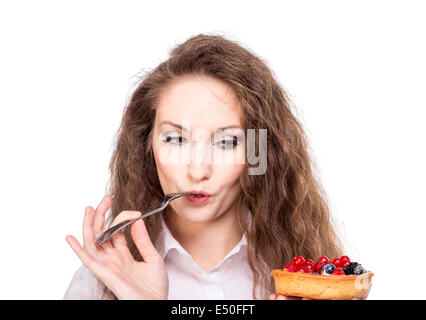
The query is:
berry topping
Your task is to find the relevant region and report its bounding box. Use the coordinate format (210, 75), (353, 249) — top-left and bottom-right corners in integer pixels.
(322, 263), (336, 275)
(344, 262), (367, 275)
(353, 264), (366, 275)
(332, 258), (342, 268)
(332, 267), (345, 275)
(318, 256), (329, 264)
(314, 262), (325, 274)
(304, 259), (314, 267)
(286, 264), (298, 272)
(340, 256), (351, 264)
(285, 255), (368, 276)
(300, 264), (314, 273)
(305, 265), (314, 273)
(292, 256), (305, 268)
(345, 262), (360, 275)
(340, 260), (351, 268)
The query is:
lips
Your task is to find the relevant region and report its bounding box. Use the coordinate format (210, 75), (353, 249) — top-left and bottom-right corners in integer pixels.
(186, 190), (212, 197)
(184, 190), (212, 205)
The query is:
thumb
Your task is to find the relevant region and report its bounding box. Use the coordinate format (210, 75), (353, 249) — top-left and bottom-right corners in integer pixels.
(130, 219), (162, 263)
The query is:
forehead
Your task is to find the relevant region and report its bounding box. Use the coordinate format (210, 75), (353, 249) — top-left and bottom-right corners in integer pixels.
(155, 75), (242, 130)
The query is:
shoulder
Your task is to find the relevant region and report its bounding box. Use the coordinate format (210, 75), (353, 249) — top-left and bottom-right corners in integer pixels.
(63, 265), (114, 300)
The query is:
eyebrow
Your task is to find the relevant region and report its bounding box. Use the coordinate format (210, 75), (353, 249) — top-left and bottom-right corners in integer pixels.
(159, 120), (242, 133)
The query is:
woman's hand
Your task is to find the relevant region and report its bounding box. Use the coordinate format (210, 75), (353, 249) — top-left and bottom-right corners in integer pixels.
(66, 195), (168, 300)
(269, 293), (311, 300)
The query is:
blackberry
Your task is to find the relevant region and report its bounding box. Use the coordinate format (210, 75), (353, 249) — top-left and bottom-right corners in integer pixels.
(345, 262), (367, 275)
(345, 262), (360, 275)
(342, 268), (350, 275)
(353, 264), (366, 275)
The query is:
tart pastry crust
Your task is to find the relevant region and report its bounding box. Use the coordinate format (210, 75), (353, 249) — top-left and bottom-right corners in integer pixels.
(271, 269), (374, 300)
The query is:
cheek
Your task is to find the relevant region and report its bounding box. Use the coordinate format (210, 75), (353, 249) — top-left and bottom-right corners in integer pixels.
(215, 144), (246, 184)
(153, 145), (187, 191)
(157, 161), (186, 188)
(215, 163), (245, 187)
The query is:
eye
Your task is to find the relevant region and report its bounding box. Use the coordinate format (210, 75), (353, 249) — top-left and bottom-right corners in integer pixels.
(161, 135), (187, 145)
(215, 136), (239, 149)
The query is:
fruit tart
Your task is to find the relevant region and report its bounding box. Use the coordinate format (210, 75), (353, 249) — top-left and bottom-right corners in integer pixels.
(270, 255), (374, 300)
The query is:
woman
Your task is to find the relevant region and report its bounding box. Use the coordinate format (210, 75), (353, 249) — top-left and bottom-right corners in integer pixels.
(64, 33), (343, 300)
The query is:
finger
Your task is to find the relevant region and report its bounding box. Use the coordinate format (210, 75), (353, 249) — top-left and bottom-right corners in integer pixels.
(109, 210), (141, 248)
(131, 218), (162, 263)
(269, 293), (277, 300)
(83, 206), (97, 251)
(280, 295), (304, 300)
(66, 235), (96, 270)
(93, 204), (113, 250)
(66, 235), (113, 285)
(94, 195), (112, 236)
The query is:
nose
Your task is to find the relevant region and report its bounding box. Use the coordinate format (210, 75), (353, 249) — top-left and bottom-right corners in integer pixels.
(187, 140), (212, 181)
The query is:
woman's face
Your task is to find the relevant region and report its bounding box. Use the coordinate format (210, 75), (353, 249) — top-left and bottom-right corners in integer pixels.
(151, 74), (245, 223)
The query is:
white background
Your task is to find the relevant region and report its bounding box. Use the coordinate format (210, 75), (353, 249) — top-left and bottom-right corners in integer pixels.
(1, 0), (425, 299)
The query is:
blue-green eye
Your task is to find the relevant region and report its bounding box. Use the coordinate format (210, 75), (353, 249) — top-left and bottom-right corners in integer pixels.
(161, 135), (187, 145)
(161, 135), (240, 149)
(215, 137), (239, 149)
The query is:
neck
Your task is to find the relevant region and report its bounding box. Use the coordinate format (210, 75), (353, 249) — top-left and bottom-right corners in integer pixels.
(166, 204), (243, 272)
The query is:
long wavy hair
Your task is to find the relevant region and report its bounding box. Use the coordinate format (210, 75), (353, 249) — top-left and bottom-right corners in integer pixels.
(99, 33), (343, 299)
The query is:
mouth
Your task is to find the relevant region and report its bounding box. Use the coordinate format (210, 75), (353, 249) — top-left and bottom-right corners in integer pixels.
(183, 190), (212, 205)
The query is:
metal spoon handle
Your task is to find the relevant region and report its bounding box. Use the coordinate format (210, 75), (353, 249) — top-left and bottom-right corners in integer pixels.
(95, 192), (200, 246)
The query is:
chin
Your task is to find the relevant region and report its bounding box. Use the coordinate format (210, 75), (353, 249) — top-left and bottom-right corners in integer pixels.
(172, 206), (215, 223)
(182, 213), (214, 224)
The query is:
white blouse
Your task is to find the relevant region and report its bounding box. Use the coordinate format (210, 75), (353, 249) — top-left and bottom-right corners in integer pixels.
(63, 218), (260, 300)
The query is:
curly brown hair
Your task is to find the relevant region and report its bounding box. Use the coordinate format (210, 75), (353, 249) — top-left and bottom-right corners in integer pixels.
(99, 33), (343, 299)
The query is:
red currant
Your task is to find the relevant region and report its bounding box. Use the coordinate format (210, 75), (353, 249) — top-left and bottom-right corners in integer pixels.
(340, 260), (350, 268)
(340, 256), (351, 264)
(332, 258), (342, 268)
(286, 264), (298, 272)
(314, 262), (325, 274)
(299, 265), (314, 273)
(304, 265), (314, 273)
(332, 267), (345, 275)
(304, 259), (314, 267)
(318, 256), (329, 264)
(292, 256), (305, 268)
(284, 263), (292, 270)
